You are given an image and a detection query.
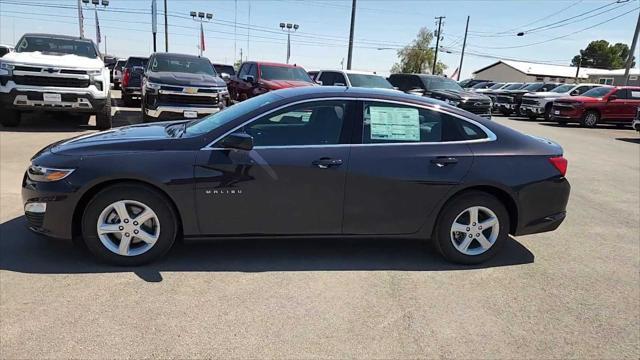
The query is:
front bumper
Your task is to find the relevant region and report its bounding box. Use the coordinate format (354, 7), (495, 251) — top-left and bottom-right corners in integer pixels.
(520, 105), (544, 115)
(0, 88), (107, 113)
(145, 105), (221, 120)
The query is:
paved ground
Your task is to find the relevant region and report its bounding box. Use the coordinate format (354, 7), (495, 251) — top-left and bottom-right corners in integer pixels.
(1, 93), (639, 359)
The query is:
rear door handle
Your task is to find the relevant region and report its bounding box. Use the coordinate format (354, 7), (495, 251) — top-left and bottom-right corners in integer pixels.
(312, 158), (343, 169)
(431, 157), (458, 167)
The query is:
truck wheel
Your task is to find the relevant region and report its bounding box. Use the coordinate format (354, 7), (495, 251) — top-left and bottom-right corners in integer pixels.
(95, 96), (112, 130)
(544, 104), (553, 121)
(581, 111), (599, 128)
(141, 103), (154, 123)
(1, 109), (21, 127)
(76, 114), (91, 125)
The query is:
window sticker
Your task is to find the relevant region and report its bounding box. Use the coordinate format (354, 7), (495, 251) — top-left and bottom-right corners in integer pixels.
(369, 106), (420, 141)
(630, 91), (640, 98)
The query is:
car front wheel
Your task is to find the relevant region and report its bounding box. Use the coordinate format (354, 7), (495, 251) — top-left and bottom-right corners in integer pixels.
(581, 110), (599, 128)
(433, 191), (509, 264)
(81, 184), (178, 266)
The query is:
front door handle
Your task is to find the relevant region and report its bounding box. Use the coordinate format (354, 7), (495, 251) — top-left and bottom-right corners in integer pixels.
(312, 158), (343, 169)
(431, 157), (458, 167)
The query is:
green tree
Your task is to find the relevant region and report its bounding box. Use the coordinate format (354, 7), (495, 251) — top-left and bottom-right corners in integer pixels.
(390, 27), (447, 75)
(571, 40), (634, 69)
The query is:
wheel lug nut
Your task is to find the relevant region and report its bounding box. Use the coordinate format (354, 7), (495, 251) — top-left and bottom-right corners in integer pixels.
(476, 233), (480, 237)
(468, 234), (473, 238)
(133, 221), (138, 226)
(466, 227), (470, 231)
(134, 230), (139, 234)
(119, 226), (124, 230)
(472, 222), (476, 226)
(124, 219), (129, 223)
(478, 226), (482, 230)
(125, 233), (130, 237)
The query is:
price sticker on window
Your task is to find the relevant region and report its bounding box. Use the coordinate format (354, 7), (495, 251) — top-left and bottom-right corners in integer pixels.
(369, 106), (420, 141)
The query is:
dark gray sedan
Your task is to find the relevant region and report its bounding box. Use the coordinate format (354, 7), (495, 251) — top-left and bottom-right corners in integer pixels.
(22, 86), (570, 265)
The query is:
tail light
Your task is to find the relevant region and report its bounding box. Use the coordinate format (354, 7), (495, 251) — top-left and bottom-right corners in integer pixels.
(122, 68), (130, 88)
(549, 156), (568, 176)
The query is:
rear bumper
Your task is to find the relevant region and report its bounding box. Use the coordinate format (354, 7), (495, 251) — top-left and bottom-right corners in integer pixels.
(122, 87), (142, 97)
(514, 176), (571, 236)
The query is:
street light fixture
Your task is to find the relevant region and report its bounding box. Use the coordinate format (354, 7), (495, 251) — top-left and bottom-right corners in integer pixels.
(82, 0), (108, 52)
(191, 10), (213, 56)
(279, 22), (299, 64)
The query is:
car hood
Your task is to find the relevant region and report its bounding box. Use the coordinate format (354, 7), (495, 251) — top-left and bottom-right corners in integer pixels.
(260, 79), (315, 90)
(554, 96), (601, 103)
(430, 89), (490, 101)
(147, 72), (226, 87)
(2, 51), (104, 70)
(49, 121), (187, 155)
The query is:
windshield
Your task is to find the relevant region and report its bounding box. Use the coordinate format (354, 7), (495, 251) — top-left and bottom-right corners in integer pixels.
(16, 35), (98, 58)
(582, 87), (613, 98)
(424, 77), (463, 91)
(185, 92), (282, 135)
(126, 57), (148, 68)
(115, 60), (126, 70)
(346, 74), (393, 88)
(213, 64), (235, 76)
(551, 84), (574, 93)
(522, 83), (544, 91)
(489, 83), (505, 90)
(504, 83), (524, 90)
(151, 56), (215, 75)
(260, 65), (312, 82)
(470, 82), (491, 89)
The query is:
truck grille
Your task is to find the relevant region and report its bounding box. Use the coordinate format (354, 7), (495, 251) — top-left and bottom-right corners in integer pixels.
(459, 102), (491, 114)
(14, 75), (90, 88)
(496, 95), (514, 104)
(521, 98), (539, 105)
(159, 94), (218, 105)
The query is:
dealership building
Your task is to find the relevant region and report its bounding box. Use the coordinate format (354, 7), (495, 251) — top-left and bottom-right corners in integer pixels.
(471, 60), (638, 85)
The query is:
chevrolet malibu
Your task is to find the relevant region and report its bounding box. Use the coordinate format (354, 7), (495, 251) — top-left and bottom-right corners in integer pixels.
(22, 87), (570, 266)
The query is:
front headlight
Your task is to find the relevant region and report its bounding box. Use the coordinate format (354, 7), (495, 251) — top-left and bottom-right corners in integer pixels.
(27, 165), (75, 182)
(0, 61), (14, 76)
(87, 69), (102, 76)
(445, 99), (460, 106)
(146, 82), (162, 90)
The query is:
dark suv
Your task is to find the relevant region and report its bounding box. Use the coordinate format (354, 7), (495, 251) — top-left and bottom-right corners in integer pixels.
(494, 82), (560, 116)
(141, 53), (228, 122)
(389, 74), (492, 118)
(121, 56), (148, 106)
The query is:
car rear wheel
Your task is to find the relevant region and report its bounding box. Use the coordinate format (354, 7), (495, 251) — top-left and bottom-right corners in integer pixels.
(95, 95), (112, 130)
(81, 184), (178, 266)
(433, 191), (509, 265)
(581, 110), (599, 128)
(1, 109), (21, 127)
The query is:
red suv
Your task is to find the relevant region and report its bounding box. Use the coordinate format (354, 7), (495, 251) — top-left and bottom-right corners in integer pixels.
(551, 86), (640, 127)
(228, 61), (315, 101)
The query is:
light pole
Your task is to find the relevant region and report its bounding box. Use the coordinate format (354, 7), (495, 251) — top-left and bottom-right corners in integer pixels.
(82, 0), (108, 51)
(279, 22), (299, 64)
(191, 11), (213, 56)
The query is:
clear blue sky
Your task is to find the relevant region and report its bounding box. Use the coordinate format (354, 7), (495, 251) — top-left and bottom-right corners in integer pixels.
(0, 0), (638, 79)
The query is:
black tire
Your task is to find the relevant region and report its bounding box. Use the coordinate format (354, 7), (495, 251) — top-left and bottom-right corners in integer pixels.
(528, 114), (538, 121)
(76, 114), (91, 125)
(141, 100), (154, 123)
(95, 95), (112, 130)
(543, 104), (553, 121)
(581, 110), (599, 128)
(1, 109), (21, 127)
(81, 183), (178, 266)
(500, 109), (512, 116)
(433, 191), (510, 265)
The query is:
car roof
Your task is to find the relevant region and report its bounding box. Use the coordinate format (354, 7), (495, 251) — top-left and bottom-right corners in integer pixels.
(153, 52), (205, 60)
(22, 33), (87, 41)
(212, 63), (234, 66)
(271, 86), (455, 106)
(319, 69), (379, 75)
(250, 61), (303, 68)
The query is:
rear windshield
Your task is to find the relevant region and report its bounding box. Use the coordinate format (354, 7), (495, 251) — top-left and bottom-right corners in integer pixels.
(470, 82), (491, 89)
(151, 56), (215, 75)
(522, 83), (544, 91)
(346, 74), (394, 89)
(504, 83), (524, 90)
(115, 60), (126, 70)
(126, 58), (148, 68)
(16, 35), (97, 58)
(213, 64), (235, 76)
(489, 83), (505, 89)
(260, 65), (312, 82)
(423, 77), (463, 91)
(582, 87), (613, 98)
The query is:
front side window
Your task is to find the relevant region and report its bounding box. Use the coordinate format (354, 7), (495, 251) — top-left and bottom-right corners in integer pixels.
(582, 87), (613, 98)
(575, 85), (594, 95)
(237, 63), (250, 78)
(362, 101), (487, 144)
(347, 74), (393, 88)
(551, 84), (574, 93)
(504, 83), (524, 90)
(243, 101), (349, 146)
(16, 35), (97, 58)
(260, 65), (312, 82)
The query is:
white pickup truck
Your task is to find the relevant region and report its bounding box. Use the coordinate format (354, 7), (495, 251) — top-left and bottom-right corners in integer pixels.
(0, 33), (112, 129)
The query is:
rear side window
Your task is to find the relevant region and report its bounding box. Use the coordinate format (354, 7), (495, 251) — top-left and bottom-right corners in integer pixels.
(361, 101), (488, 143)
(627, 89), (640, 99)
(318, 72), (337, 85)
(389, 75), (422, 91)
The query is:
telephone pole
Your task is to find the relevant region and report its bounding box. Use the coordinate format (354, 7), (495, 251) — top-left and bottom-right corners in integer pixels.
(623, 10), (640, 85)
(432, 16), (445, 74)
(164, 0), (169, 51)
(77, 0), (84, 38)
(346, 0), (356, 70)
(457, 16), (469, 81)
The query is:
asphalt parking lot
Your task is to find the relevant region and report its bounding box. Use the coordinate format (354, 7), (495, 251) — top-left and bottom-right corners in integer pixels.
(1, 92), (638, 358)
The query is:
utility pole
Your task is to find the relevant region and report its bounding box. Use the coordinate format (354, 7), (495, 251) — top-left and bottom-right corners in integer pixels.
(104, 35), (107, 55)
(346, 0), (356, 70)
(457, 16), (469, 81)
(574, 55), (582, 83)
(432, 16), (445, 74)
(164, 0), (168, 52)
(151, 0), (158, 52)
(77, 0), (84, 38)
(234, 0), (237, 63)
(623, 10), (640, 85)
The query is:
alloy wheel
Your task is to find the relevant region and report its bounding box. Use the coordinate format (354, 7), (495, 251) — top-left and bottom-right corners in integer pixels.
(450, 206), (499, 256)
(584, 113), (598, 127)
(96, 200), (160, 256)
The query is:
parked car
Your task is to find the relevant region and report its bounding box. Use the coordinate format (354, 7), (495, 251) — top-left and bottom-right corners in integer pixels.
(468, 81), (495, 91)
(482, 83), (525, 110)
(316, 70), (394, 89)
(0, 33), (111, 129)
(494, 82), (560, 117)
(22, 86), (570, 266)
(211, 63), (235, 82)
(459, 78), (491, 88)
(0, 44), (14, 57)
(103, 56), (117, 81)
(550, 86), (640, 127)
(111, 58), (126, 89)
(474, 82), (506, 94)
(121, 56), (148, 106)
(520, 83), (601, 120)
(141, 52), (228, 122)
(227, 61), (314, 101)
(389, 73), (492, 118)
(632, 106), (640, 131)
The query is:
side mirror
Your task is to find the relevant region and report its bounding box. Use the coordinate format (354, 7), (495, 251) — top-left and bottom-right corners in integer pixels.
(315, 80), (323, 85)
(334, 82), (346, 86)
(220, 72), (230, 80)
(219, 133), (254, 151)
(243, 75), (255, 83)
(570, 90), (579, 95)
(608, 94), (617, 101)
